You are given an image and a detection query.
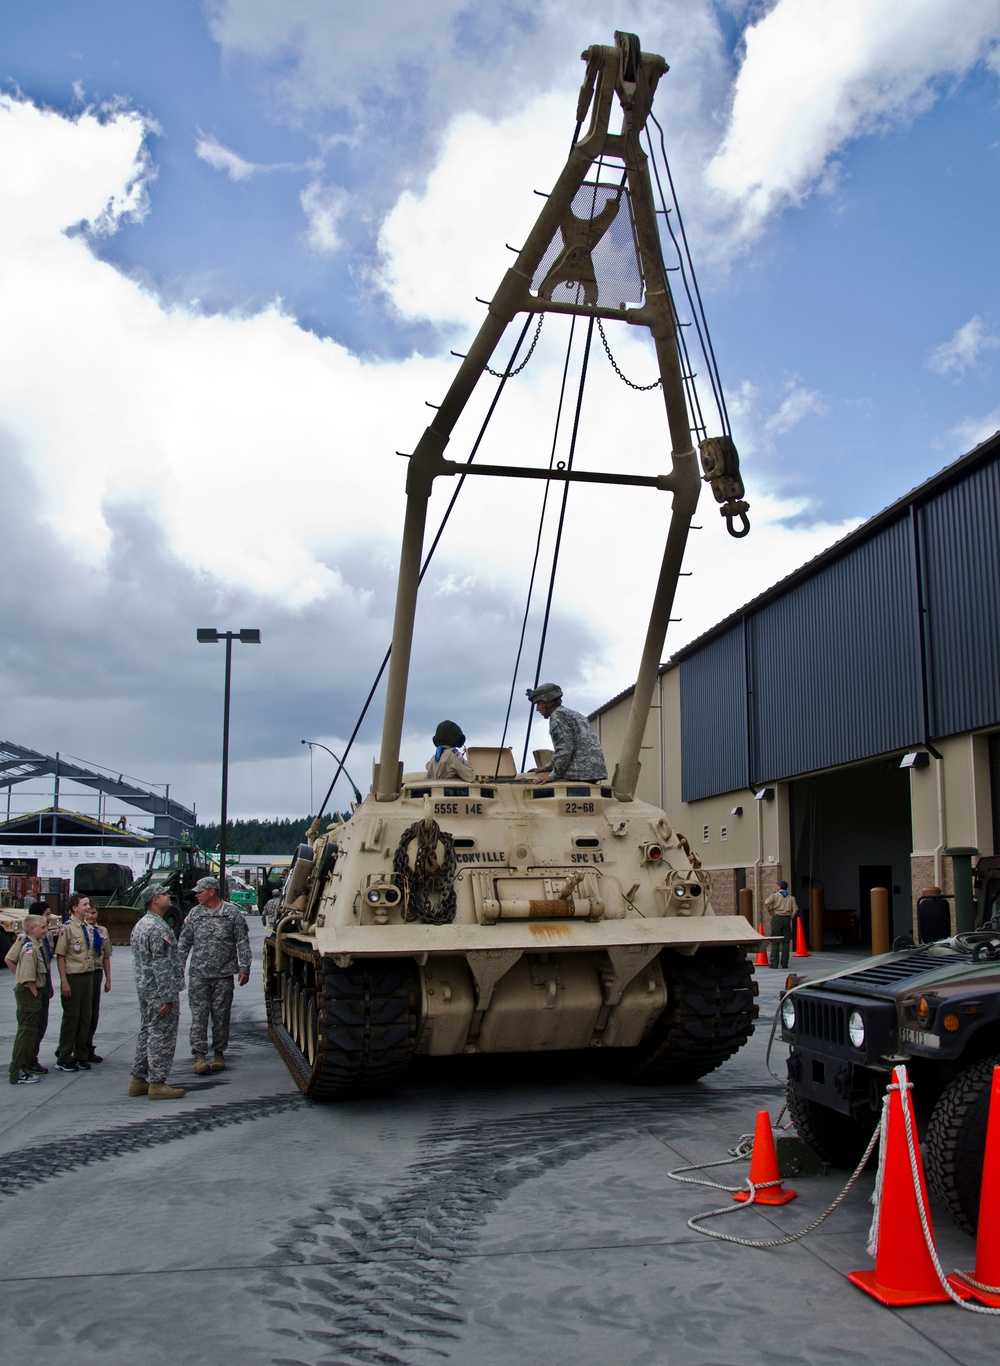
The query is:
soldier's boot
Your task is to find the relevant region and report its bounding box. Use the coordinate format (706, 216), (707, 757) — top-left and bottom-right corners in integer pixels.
(193, 1052), (211, 1075)
(127, 1077), (149, 1096)
(211, 1051), (225, 1072)
(147, 1081), (185, 1100)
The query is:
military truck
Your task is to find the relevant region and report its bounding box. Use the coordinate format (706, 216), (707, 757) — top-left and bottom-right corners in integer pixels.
(264, 31), (764, 1100)
(780, 873), (1000, 1234)
(100, 845), (216, 941)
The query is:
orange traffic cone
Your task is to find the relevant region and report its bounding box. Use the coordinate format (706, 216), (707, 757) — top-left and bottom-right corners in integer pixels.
(734, 1110), (797, 1206)
(754, 922), (769, 968)
(948, 1064), (1000, 1306)
(848, 1066), (958, 1305)
(793, 916), (811, 958)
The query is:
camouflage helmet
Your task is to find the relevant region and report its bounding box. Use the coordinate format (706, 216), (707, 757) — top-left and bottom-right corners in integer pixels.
(526, 682), (563, 703)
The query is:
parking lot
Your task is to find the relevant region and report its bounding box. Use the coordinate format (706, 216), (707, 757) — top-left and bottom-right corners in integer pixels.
(1, 921), (995, 1366)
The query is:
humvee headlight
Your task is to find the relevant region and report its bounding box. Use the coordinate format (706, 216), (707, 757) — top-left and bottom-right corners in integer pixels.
(366, 889), (382, 905)
(781, 997), (796, 1031)
(916, 997), (932, 1025)
(848, 1010), (865, 1048)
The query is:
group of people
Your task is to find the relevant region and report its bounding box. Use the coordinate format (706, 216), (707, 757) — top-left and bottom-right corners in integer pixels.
(5, 875), (251, 1100)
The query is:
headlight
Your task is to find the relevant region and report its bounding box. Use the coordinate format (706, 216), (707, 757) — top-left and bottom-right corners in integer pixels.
(781, 997), (796, 1031)
(848, 1010), (865, 1048)
(366, 889), (382, 905)
(673, 883), (688, 899)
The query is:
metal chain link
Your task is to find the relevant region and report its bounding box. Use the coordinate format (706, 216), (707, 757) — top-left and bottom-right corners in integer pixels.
(596, 318), (661, 390)
(485, 314), (544, 378)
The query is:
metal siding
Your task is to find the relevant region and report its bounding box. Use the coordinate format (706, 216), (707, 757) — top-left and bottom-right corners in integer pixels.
(679, 625), (747, 801)
(749, 519), (923, 781)
(921, 460), (1000, 738)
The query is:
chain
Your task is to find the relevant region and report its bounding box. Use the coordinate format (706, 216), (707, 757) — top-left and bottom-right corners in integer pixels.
(596, 318), (661, 390)
(393, 819), (457, 925)
(485, 314), (544, 378)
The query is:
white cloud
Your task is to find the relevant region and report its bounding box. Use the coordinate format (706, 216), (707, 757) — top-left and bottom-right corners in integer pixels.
(194, 131), (260, 180)
(762, 383), (829, 437)
(707, 0), (1000, 241)
(927, 315), (1000, 376)
(948, 407), (1000, 450)
(300, 179), (349, 253)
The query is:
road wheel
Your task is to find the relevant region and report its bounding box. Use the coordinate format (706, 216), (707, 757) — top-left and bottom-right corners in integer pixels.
(786, 1086), (878, 1168)
(925, 1054), (998, 1235)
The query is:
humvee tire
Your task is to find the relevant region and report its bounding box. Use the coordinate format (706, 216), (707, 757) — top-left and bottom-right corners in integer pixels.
(925, 1053), (998, 1235)
(786, 1087), (879, 1169)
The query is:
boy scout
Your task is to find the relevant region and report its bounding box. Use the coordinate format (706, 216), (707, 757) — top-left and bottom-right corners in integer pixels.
(6, 915), (49, 1084)
(83, 901), (112, 1062)
(54, 893), (97, 1072)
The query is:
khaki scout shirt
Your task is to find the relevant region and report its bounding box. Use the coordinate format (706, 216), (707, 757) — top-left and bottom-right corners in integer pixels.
(92, 925), (113, 972)
(10, 936), (49, 989)
(55, 916), (96, 974)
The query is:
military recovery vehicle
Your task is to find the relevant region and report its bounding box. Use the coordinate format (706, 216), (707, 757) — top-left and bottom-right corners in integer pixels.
(265, 32), (765, 1099)
(780, 875), (1000, 1234)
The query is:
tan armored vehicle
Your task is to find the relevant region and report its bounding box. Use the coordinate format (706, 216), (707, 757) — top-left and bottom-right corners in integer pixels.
(265, 32), (763, 1098)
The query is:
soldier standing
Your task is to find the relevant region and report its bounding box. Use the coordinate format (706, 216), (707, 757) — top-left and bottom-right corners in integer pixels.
(82, 901), (112, 1063)
(129, 887), (185, 1099)
(5, 915), (49, 1084)
(178, 876), (251, 1074)
(54, 893), (96, 1072)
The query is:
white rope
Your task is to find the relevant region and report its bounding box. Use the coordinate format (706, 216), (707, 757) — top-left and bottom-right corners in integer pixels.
(667, 1118), (881, 1248)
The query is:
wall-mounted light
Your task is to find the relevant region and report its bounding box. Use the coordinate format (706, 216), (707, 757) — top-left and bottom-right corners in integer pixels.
(900, 750), (930, 770)
(754, 787), (774, 802)
(730, 805), (743, 817)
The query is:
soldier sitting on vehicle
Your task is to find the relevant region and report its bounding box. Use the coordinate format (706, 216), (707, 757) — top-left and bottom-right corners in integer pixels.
(526, 683), (608, 785)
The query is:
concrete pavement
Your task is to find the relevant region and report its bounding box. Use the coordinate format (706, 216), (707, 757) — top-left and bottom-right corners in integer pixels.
(0, 923), (994, 1365)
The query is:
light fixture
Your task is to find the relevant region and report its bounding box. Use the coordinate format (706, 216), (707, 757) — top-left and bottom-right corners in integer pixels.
(730, 805), (743, 817)
(900, 750), (930, 770)
(754, 787), (774, 802)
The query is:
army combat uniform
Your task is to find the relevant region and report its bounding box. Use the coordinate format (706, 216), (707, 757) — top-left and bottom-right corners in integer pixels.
(546, 706), (608, 782)
(55, 915), (96, 1067)
(178, 901), (251, 1059)
(85, 924), (112, 1061)
(130, 912), (184, 1084)
(6, 932), (48, 1082)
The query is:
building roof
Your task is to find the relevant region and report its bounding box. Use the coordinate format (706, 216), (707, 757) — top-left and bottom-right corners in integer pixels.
(0, 808), (152, 846)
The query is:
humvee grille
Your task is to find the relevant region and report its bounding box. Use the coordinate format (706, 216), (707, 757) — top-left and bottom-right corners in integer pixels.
(797, 997), (846, 1046)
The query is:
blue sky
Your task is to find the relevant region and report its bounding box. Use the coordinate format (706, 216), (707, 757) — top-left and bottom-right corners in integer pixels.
(2, 1), (999, 821)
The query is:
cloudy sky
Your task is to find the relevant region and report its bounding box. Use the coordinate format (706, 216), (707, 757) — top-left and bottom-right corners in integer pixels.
(2, 0), (999, 825)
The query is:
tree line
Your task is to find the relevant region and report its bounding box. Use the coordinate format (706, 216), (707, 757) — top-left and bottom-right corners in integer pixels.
(194, 816), (316, 855)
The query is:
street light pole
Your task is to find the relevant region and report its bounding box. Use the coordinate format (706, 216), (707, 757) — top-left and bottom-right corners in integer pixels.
(198, 627), (261, 896)
(300, 740), (363, 811)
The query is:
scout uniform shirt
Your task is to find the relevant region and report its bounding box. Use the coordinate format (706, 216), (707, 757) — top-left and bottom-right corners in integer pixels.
(12, 933), (49, 990)
(55, 916), (96, 974)
(92, 923), (113, 975)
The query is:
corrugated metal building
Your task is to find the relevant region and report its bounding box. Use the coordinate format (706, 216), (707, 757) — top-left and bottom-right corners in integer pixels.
(592, 431), (1000, 942)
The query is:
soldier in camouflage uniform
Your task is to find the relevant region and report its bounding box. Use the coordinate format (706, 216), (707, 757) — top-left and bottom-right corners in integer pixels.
(527, 683), (608, 784)
(177, 876), (251, 1075)
(129, 887), (185, 1099)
